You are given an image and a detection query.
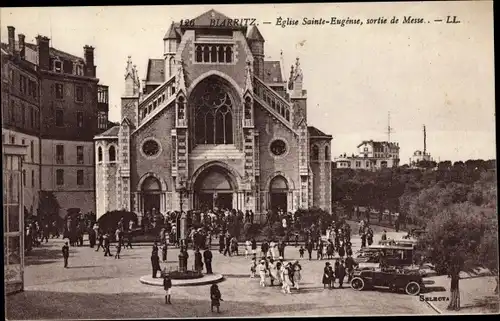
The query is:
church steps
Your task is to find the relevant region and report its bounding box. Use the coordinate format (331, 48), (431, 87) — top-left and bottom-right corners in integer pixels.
(189, 144), (245, 160)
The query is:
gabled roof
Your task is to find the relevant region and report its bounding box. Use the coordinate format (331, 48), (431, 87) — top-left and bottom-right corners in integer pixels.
(94, 126), (119, 139)
(146, 59), (164, 83)
(192, 9), (231, 26)
(246, 25), (264, 42)
(308, 126), (332, 138)
(263, 61), (283, 83)
(49, 46), (84, 63)
(163, 22), (181, 40)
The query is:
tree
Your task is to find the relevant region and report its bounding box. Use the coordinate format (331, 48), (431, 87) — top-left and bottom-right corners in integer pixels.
(37, 191), (61, 224)
(417, 203), (495, 311)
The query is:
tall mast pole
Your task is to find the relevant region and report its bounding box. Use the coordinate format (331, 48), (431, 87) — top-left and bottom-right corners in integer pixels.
(423, 125), (427, 155)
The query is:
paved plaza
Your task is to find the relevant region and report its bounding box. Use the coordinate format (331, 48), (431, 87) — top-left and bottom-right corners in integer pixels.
(6, 223), (447, 319)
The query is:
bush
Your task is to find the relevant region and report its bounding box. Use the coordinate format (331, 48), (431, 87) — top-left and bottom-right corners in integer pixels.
(97, 210), (138, 234)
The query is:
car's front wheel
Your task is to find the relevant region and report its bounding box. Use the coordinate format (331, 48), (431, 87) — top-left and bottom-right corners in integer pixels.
(351, 277), (365, 291)
(405, 281), (421, 296)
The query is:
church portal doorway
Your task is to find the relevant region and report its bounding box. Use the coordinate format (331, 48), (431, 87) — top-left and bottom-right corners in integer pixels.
(141, 176), (161, 214)
(270, 175), (288, 213)
(194, 166), (236, 211)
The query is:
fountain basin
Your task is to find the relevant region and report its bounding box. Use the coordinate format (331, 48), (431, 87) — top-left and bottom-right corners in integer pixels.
(139, 273), (224, 287)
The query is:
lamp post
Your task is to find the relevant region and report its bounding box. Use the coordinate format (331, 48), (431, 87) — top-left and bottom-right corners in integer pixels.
(177, 179), (187, 248)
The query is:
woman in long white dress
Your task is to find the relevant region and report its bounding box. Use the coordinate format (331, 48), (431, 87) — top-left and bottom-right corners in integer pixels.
(269, 240), (277, 260)
(293, 261), (302, 290)
(282, 263), (292, 294)
(269, 259), (279, 286)
(258, 260), (267, 287)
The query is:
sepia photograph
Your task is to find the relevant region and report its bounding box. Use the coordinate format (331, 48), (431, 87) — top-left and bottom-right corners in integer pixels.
(1, 1), (497, 318)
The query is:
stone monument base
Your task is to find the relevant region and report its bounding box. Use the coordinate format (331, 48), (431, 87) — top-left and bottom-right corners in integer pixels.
(139, 273), (224, 287)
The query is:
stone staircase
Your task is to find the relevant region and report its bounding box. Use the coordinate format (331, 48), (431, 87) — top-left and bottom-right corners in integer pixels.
(189, 144), (245, 160)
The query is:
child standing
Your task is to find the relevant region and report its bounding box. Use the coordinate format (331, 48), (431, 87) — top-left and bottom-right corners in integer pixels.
(299, 246), (305, 258)
(210, 284), (223, 313)
(163, 273), (172, 304)
(114, 243), (121, 259)
(250, 257), (257, 278)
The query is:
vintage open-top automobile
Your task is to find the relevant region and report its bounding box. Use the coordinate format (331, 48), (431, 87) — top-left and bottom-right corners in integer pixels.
(350, 268), (427, 295)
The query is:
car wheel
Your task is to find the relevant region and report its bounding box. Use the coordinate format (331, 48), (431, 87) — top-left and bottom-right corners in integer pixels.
(405, 281), (421, 296)
(351, 277), (365, 291)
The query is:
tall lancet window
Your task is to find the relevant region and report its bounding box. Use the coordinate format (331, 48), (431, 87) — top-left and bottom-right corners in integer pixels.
(194, 81), (233, 145)
(244, 97), (252, 120)
(177, 96), (185, 120)
(225, 46), (233, 63)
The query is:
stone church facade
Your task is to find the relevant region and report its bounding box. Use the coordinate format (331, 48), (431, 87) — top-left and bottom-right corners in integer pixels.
(94, 10), (332, 221)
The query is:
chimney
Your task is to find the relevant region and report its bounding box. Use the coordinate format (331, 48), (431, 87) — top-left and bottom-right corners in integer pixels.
(18, 34), (25, 58)
(84, 45), (96, 77)
(7, 26), (15, 53)
(36, 35), (50, 70)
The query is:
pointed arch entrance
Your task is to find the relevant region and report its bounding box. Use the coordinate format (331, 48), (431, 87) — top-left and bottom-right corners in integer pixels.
(193, 165), (237, 211)
(269, 175), (289, 213)
(141, 176), (162, 214)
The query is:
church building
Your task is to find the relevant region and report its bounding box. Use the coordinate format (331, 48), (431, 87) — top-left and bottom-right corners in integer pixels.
(94, 9), (332, 221)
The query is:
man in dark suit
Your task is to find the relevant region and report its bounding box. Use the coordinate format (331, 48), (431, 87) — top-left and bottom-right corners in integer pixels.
(203, 247), (213, 274)
(306, 239), (313, 260)
(62, 242), (69, 268)
(151, 251), (161, 278)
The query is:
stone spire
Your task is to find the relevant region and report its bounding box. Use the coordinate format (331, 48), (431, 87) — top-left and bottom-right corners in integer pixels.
(294, 57), (303, 82)
(292, 57), (303, 96)
(288, 65), (295, 90)
(124, 56), (138, 96)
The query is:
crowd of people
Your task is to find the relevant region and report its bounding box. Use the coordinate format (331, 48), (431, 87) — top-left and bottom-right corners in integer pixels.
(25, 206), (394, 314)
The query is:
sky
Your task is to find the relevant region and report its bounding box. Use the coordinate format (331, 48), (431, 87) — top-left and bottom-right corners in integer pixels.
(1, 2), (495, 163)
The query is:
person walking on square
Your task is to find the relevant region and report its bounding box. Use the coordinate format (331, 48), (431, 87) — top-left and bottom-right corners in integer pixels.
(103, 233), (112, 257)
(115, 243), (121, 259)
(323, 262), (332, 289)
(210, 284), (223, 313)
(126, 230), (133, 249)
(338, 243), (345, 259)
(218, 233), (225, 253)
(282, 263), (292, 294)
(269, 239), (277, 260)
(258, 259), (267, 287)
(261, 240), (269, 258)
(251, 237), (257, 256)
(345, 254), (357, 282)
(293, 260), (302, 290)
(245, 239), (251, 258)
(337, 260), (346, 288)
(317, 241), (323, 260)
(62, 241), (69, 268)
(269, 258), (279, 286)
(194, 248), (204, 273)
(223, 233), (231, 256)
(381, 230), (387, 241)
(250, 257), (257, 278)
(163, 273), (172, 304)
(295, 245), (303, 258)
(162, 242), (168, 263)
(306, 239), (313, 260)
(278, 240), (286, 259)
(361, 233), (367, 248)
(96, 232), (104, 252)
(151, 251), (161, 278)
(203, 247), (213, 274)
